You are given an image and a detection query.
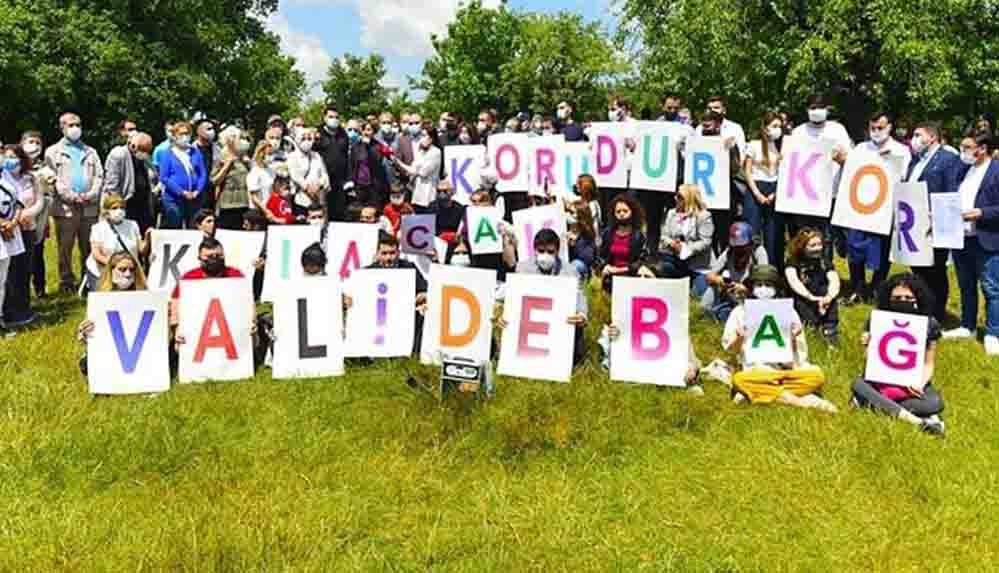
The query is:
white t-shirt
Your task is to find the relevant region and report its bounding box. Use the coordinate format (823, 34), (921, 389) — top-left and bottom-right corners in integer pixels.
(792, 121), (853, 197)
(745, 139), (780, 183)
(87, 219), (140, 276)
(722, 304), (810, 369)
(959, 159), (991, 236)
(697, 118), (747, 156)
(246, 165), (275, 209)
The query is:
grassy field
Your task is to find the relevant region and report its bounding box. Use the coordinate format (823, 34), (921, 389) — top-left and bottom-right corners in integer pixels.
(2, 243), (999, 572)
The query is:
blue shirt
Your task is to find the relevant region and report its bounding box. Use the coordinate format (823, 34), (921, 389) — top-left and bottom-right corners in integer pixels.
(66, 141), (87, 194)
(152, 139), (171, 169)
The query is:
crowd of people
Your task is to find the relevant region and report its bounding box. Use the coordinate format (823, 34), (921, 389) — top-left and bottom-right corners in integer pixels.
(5, 91), (999, 438)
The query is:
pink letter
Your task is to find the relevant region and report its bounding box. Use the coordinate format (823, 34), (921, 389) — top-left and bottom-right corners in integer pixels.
(630, 297), (670, 360)
(786, 151), (820, 201)
(535, 147), (556, 187)
(878, 329), (918, 370)
(495, 144), (520, 180)
(596, 135), (617, 175)
(517, 296), (552, 358)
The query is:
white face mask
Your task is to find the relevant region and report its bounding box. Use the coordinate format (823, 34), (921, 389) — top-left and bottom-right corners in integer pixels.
(267, 138), (282, 150)
(477, 121), (488, 132)
(107, 208), (125, 224)
(381, 124), (393, 135)
(451, 254), (471, 267)
(753, 285), (777, 300)
(237, 139), (251, 154)
(111, 267), (134, 290)
(65, 126), (82, 142)
(536, 253), (556, 271)
(910, 135), (927, 155)
(807, 108), (828, 124)
(557, 108), (569, 120)
(767, 127), (783, 141)
(961, 151), (978, 165)
(608, 109), (621, 122)
(869, 128), (889, 144)
(22, 142), (41, 159)
(299, 140), (314, 153)
(176, 134), (191, 147)
(390, 195), (404, 206)
(325, 118), (340, 130)
(308, 218), (324, 227)
(203, 128), (216, 142)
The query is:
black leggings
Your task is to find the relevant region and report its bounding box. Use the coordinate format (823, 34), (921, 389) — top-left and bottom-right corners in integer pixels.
(851, 378), (944, 418)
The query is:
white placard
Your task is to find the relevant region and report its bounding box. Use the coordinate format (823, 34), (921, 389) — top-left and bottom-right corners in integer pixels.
(178, 278), (255, 383)
(421, 264), (497, 365)
(344, 269), (416, 358)
(86, 291), (171, 395)
(444, 144), (486, 204)
(609, 276), (689, 386)
(326, 222), (379, 282)
(527, 135), (566, 196)
(744, 299), (795, 364)
(400, 214), (436, 255)
(683, 136), (731, 210)
(261, 225), (321, 301)
(512, 204), (569, 262)
(930, 193), (964, 249)
(272, 278), (345, 379)
(893, 182), (934, 267)
(215, 229), (266, 278)
(465, 206), (504, 255)
(588, 122), (631, 189)
(776, 136), (836, 218)
(630, 123), (680, 192)
(832, 148), (895, 235)
(497, 273), (577, 383)
(864, 310), (929, 389)
(148, 230), (202, 292)
(488, 133), (530, 193)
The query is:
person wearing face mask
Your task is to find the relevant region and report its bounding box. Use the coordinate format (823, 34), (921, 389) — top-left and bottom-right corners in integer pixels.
(528, 114), (545, 137)
(790, 95), (853, 259)
(288, 117), (306, 145)
(118, 119), (138, 146)
(265, 167), (297, 225)
(852, 274), (945, 435)
(349, 121), (389, 207)
(158, 121), (208, 230)
(45, 111), (105, 294)
(170, 238), (261, 364)
(641, 184), (714, 295)
(383, 184), (414, 236)
(375, 112), (401, 187)
(194, 119), (221, 212)
(743, 111), (786, 267)
(358, 232), (428, 354)
(20, 131), (53, 299)
(288, 127), (331, 222)
(784, 228), (840, 343)
(702, 222), (769, 322)
(104, 131), (155, 234)
(695, 95), (747, 156)
(905, 122), (961, 323)
(314, 105), (350, 222)
(721, 264), (836, 412)
(699, 111), (743, 255)
(455, 122), (479, 146)
(597, 194), (647, 293)
(152, 120), (176, 170)
(555, 101), (585, 142)
(944, 129), (999, 355)
(567, 202), (597, 282)
(429, 181), (464, 243)
(0, 145), (37, 327)
(505, 229), (588, 365)
(85, 193), (149, 294)
(264, 125), (288, 167)
(844, 111), (912, 305)
(394, 127), (441, 209)
(210, 127), (253, 230)
(438, 112), (459, 146)
(76, 251), (155, 379)
(476, 110), (496, 144)
(391, 112), (417, 187)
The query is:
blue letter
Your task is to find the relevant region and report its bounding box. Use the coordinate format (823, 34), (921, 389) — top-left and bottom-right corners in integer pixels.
(107, 310), (154, 374)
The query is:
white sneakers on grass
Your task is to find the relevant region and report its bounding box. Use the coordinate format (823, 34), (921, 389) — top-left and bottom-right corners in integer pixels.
(985, 335), (999, 356)
(942, 327), (974, 340)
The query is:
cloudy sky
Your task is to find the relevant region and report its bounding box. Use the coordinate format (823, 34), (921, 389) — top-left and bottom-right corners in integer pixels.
(267, 0), (615, 98)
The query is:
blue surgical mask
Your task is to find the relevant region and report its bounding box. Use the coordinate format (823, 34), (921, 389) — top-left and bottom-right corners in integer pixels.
(3, 158), (20, 173)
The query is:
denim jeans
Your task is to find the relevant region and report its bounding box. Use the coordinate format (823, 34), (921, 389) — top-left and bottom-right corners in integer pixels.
(160, 195), (203, 230)
(747, 181), (785, 269)
(952, 240), (983, 332)
(981, 248), (999, 337)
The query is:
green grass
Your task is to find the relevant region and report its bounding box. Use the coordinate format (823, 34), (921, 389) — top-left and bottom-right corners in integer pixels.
(2, 242), (999, 572)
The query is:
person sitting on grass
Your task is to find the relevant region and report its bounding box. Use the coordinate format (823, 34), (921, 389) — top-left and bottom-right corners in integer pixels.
(722, 264), (837, 412)
(597, 194), (647, 293)
(850, 273), (945, 436)
(702, 222), (768, 322)
(784, 227), (840, 344)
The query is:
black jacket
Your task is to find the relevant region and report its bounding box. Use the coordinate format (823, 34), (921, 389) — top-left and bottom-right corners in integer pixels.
(316, 126), (350, 190)
(365, 259), (428, 294)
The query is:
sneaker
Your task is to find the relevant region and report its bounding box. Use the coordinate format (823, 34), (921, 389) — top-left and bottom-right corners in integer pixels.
(686, 385), (705, 397)
(920, 417), (946, 437)
(700, 359), (732, 386)
(843, 293), (863, 307)
(986, 336), (999, 356)
(942, 327), (974, 340)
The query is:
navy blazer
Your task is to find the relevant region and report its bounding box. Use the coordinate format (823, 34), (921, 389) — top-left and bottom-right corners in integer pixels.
(957, 160), (999, 252)
(908, 146), (960, 195)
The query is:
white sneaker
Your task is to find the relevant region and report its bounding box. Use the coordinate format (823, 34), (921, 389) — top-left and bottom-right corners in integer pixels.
(942, 327), (974, 339)
(686, 385), (705, 397)
(986, 336), (999, 356)
(700, 359), (733, 386)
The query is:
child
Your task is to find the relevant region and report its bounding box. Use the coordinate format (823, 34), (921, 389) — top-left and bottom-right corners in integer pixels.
(723, 265), (837, 412)
(265, 167), (296, 225)
(850, 273), (945, 436)
(382, 184), (413, 236)
(785, 228), (840, 343)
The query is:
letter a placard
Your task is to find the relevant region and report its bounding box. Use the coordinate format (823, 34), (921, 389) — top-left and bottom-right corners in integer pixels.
(609, 276), (689, 386)
(179, 278), (255, 383)
(744, 299), (795, 364)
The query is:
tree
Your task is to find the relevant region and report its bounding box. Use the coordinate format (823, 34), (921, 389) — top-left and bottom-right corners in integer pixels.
(321, 54), (390, 120)
(0, 0), (303, 153)
(615, 0), (999, 136)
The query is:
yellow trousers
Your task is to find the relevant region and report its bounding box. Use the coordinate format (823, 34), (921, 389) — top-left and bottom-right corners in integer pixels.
(732, 366), (826, 404)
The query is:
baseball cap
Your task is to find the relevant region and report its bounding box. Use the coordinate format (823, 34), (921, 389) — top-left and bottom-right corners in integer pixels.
(729, 222), (753, 248)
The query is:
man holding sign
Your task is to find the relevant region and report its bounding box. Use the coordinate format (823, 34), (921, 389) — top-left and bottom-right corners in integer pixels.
(851, 274), (945, 436)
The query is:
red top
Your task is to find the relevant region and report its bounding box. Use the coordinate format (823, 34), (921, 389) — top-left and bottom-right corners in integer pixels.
(171, 267), (245, 299)
(383, 203), (413, 234)
(266, 193), (296, 225)
(609, 232), (631, 268)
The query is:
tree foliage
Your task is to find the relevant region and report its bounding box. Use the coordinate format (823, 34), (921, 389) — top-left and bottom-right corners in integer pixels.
(615, 0), (999, 134)
(415, 1), (625, 122)
(321, 54), (391, 120)
(0, 0), (304, 152)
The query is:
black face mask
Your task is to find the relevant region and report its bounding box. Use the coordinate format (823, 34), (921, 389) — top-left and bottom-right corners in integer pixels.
(201, 254), (226, 277)
(616, 216), (634, 227)
(888, 300), (918, 315)
(662, 111), (679, 121)
(702, 128), (720, 137)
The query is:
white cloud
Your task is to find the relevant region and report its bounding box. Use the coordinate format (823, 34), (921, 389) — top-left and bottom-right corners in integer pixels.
(285, 0), (503, 58)
(265, 13), (332, 98)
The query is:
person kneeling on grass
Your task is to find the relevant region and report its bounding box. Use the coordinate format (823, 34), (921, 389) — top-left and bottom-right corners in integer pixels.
(599, 323), (703, 394)
(497, 229), (587, 366)
(722, 264), (837, 412)
(850, 273), (945, 436)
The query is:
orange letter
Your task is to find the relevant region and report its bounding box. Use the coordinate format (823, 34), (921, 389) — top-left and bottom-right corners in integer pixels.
(441, 286), (481, 347)
(849, 164), (889, 215)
